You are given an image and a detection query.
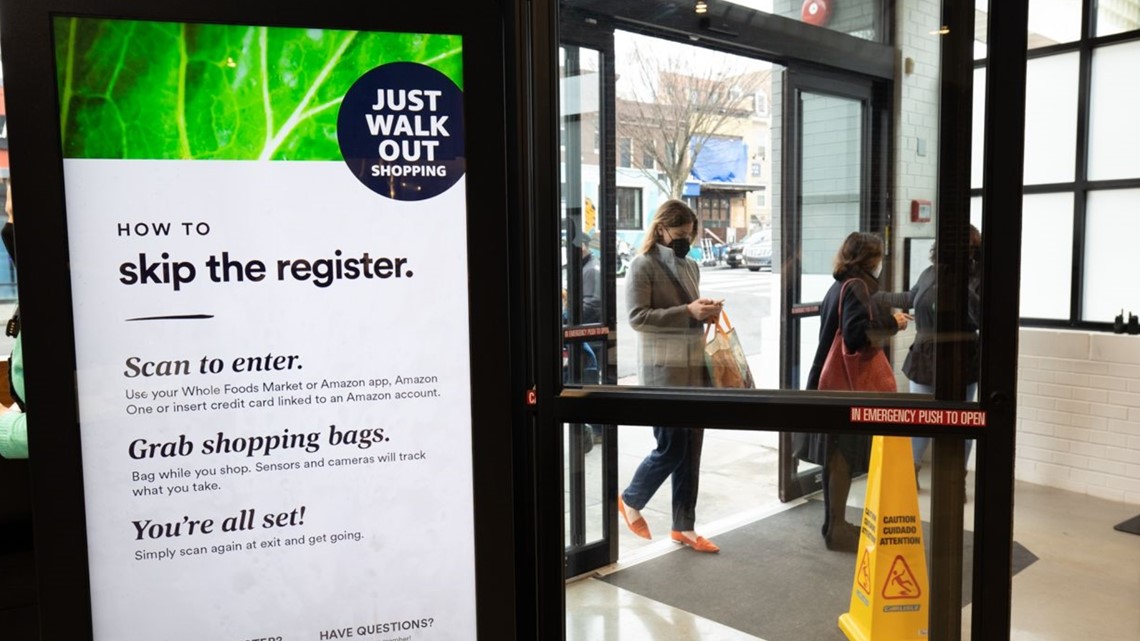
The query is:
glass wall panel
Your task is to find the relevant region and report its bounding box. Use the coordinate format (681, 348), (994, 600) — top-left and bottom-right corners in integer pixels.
(556, 3), (985, 640)
(977, 0), (1140, 329)
(567, 427), (976, 641)
(570, 12), (987, 398)
(975, 0), (990, 60)
(560, 45), (607, 394)
(1020, 193), (1074, 319)
(800, 93), (862, 304)
(971, 67), (986, 189)
(1097, 0), (1140, 37)
(975, 1), (1087, 55)
(563, 422), (605, 548)
(1082, 189), (1140, 322)
(1024, 53), (1079, 185)
(1088, 40), (1140, 181)
(1027, 0), (1083, 48)
(612, 30), (780, 390)
(799, 316), (820, 391)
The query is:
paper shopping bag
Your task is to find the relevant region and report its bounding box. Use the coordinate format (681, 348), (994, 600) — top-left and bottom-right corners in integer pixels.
(704, 311), (754, 389)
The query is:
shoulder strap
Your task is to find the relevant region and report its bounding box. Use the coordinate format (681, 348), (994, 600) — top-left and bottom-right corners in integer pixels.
(837, 278), (874, 327)
(836, 280), (850, 326)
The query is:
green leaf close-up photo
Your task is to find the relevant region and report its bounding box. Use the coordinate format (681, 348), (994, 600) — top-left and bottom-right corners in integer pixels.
(53, 17), (464, 161)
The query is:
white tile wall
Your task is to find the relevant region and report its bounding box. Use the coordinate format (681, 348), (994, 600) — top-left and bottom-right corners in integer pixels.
(1017, 328), (1140, 505)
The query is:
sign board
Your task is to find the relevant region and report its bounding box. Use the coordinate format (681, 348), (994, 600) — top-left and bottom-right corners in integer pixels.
(563, 326), (610, 340)
(3, 7), (512, 639)
(850, 406), (987, 427)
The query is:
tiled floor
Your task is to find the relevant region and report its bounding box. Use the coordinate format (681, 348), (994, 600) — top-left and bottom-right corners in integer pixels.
(567, 428), (1140, 640)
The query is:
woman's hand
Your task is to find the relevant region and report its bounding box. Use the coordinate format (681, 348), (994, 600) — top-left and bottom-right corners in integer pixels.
(894, 311), (912, 331)
(688, 298), (724, 322)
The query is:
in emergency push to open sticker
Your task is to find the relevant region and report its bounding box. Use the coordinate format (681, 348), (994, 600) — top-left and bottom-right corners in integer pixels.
(337, 62), (465, 200)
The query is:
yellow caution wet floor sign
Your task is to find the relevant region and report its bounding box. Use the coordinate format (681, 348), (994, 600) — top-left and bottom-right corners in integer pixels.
(839, 435), (930, 641)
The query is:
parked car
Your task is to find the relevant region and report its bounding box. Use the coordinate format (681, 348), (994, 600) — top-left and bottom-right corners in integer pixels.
(742, 230), (773, 271)
(723, 232), (755, 268)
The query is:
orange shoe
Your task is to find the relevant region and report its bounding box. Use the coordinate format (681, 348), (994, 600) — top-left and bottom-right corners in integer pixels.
(618, 495), (652, 539)
(671, 531), (720, 553)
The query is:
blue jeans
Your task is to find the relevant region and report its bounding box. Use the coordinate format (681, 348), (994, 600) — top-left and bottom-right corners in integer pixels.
(622, 427), (704, 531)
(910, 380), (977, 465)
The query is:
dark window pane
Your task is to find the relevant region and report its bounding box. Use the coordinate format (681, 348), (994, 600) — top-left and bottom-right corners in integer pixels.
(616, 187), (642, 230)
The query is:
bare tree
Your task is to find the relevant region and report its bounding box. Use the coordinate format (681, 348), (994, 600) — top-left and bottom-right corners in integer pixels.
(618, 42), (771, 199)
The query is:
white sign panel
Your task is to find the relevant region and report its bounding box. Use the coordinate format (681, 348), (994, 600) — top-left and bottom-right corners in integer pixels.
(56, 17), (475, 641)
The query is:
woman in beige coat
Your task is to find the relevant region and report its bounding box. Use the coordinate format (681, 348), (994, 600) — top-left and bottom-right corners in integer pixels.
(617, 200), (723, 553)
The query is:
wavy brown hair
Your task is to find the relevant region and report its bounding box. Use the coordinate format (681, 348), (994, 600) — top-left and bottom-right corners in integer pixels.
(638, 199), (698, 255)
(832, 231), (884, 278)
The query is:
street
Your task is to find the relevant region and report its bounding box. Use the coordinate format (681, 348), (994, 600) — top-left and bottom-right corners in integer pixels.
(611, 265), (782, 389)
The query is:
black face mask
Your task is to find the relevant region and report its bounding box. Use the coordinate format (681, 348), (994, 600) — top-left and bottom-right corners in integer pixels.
(669, 237), (691, 259)
(1, 222), (13, 262)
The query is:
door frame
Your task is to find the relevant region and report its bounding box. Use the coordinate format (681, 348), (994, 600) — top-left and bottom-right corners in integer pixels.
(777, 69), (890, 502)
(557, 19), (622, 576)
(524, 2), (1025, 641)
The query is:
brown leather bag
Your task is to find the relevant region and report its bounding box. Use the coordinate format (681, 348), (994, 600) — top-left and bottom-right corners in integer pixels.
(818, 279), (897, 392)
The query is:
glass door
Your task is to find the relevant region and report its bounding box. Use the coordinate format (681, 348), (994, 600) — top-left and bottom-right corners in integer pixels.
(538, 3), (1022, 641)
(560, 39), (619, 577)
(778, 73), (878, 502)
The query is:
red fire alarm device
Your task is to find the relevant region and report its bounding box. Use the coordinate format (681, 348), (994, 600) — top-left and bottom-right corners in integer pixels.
(802, 0), (832, 26)
(911, 199), (933, 223)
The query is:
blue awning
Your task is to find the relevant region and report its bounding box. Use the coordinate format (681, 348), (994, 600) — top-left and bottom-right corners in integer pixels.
(682, 180), (701, 197)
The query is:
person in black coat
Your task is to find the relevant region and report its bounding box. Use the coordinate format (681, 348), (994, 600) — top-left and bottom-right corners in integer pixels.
(799, 231), (908, 551)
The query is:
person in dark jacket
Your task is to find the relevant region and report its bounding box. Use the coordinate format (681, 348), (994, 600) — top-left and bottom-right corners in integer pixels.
(877, 226), (982, 479)
(578, 231), (602, 326)
(800, 231), (908, 551)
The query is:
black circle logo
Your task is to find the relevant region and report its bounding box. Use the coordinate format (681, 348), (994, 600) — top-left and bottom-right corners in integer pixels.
(337, 62), (465, 200)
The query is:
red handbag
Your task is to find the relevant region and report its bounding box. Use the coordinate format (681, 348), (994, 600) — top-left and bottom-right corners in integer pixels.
(818, 279), (897, 392)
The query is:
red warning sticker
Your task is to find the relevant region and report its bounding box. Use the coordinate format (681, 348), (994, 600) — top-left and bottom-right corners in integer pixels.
(882, 555), (922, 600)
(850, 406), (986, 427)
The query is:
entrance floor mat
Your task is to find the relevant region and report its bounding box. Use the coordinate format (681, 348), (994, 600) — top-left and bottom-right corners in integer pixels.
(601, 500), (1037, 641)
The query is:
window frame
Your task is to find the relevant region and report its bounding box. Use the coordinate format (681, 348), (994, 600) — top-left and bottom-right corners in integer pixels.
(640, 141), (655, 170)
(617, 136), (632, 168)
(615, 186), (642, 230)
(974, 0), (1140, 331)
